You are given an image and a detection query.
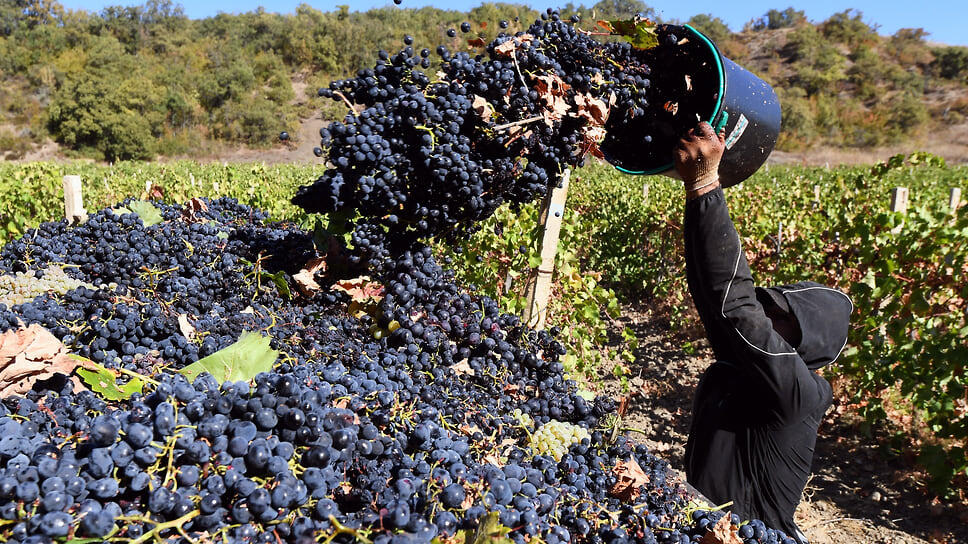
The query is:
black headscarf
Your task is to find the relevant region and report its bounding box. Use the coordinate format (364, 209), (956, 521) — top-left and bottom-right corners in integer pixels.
(755, 281), (853, 370)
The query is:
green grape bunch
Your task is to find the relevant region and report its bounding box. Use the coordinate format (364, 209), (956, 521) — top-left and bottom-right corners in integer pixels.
(0, 267), (94, 307)
(530, 420), (591, 461)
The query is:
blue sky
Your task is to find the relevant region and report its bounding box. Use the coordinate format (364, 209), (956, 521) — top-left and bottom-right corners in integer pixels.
(58, 1), (967, 46)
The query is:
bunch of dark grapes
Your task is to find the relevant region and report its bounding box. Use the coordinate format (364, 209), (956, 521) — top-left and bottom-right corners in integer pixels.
(295, 11), (695, 269)
(0, 9), (797, 544)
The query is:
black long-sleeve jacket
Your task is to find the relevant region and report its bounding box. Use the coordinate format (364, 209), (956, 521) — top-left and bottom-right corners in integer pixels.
(683, 188), (853, 541)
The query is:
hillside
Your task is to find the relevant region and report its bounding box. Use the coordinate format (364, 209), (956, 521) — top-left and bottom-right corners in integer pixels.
(1, 2), (967, 162)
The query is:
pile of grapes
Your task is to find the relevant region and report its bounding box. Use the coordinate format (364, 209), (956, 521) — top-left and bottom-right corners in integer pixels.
(0, 9), (797, 544)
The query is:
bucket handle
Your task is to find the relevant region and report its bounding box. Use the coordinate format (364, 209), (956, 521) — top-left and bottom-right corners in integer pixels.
(713, 110), (729, 134)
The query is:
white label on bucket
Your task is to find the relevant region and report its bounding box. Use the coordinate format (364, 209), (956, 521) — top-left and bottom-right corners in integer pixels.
(724, 113), (749, 151)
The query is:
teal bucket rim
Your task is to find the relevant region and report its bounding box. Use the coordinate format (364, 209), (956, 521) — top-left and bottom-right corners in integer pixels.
(612, 23), (726, 176)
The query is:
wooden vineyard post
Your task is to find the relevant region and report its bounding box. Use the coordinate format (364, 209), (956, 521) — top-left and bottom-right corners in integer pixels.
(642, 182), (649, 204)
(523, 169), (570, 330)
(950, 188), (962, 211)
(776, 221), (784, 255)
(890, 187), (909, 234)
(63, 175), (87, 225)
(891, 187), (909, 213)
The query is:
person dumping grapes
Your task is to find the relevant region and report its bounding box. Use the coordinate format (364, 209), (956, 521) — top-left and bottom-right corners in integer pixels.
(673, 122), (853, 544)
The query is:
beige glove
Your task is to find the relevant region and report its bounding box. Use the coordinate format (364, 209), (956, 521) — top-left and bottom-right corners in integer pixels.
(674, 122), (726, 198)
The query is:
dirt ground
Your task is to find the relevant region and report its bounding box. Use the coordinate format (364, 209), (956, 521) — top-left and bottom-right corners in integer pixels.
(599, 306), (968, 544)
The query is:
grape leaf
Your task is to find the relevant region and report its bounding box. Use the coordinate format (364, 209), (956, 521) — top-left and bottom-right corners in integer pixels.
(178, 331), (279, 384)
(293, 257), (327, 296)
(610, 456), (649, 501)
(262, 270), (292, 300)
(333, 276), (384, 303)
(596, 20), (614, 32)
(181, 198), (209, 222)
(700, 514), (743, 544)
(125, 201), (164, 226)
(75, 357), (145, 401)
(606, 18), (658, 50)
(465, 512), (514, 544)
(0, 324), (85, 398)
(576, 390), (596, 401)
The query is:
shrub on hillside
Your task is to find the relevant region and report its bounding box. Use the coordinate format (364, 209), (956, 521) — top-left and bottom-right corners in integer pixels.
(820, 9), (878, 48)
(881, 91), (930, 139)
(887, 28), (933, 68)
(848, 45), (887, 101)
(776, 87), (817, 148)
(686, 14), (730, 44)
(749, 8), (806, 31)
(932, 46), (968, 81)
(786, 25), (847, 95)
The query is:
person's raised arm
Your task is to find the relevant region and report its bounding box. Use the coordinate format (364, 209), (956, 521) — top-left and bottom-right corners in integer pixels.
(677, 123), (820, 423)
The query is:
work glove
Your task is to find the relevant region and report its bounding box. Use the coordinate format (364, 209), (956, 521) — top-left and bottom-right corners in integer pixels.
(674, 122), (726, 196)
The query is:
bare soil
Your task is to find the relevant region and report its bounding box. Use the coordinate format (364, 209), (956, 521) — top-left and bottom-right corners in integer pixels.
(598, 305), (968, 544)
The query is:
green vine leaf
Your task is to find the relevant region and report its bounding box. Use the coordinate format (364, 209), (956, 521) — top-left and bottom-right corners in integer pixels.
(262, 270), (292, 300)
(465, 512), (513, 544)
(75, 356), (145, 401)
(178, 331), (279, 384)
(124, 201), (164, 226)
(606, 18), (658, 50)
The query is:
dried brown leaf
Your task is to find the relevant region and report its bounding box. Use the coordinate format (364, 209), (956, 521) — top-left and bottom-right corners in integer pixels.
(700, 514), (743, 544)
(482, 452), (505, 467)
(459, 423), (482, 436)
(177, 314), (196, 342)
(293, 257), (327, 297)
(573, 93), (610, 126)
(494, 34), (534, 57)
(504, 383), (527, 400)
(472, 95), (495, 123)
(0, 325), (85, 398)
(467, 37), (487, 48)
(609, 457), (649, 502)
(332, 276), (385, 303)
(451, 359), (475, 376)
(460, 488), (476, 509)
(181, 197), (209, 222)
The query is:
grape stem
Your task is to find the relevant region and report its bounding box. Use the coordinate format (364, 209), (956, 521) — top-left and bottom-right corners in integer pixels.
(324, 515), (373, 544)
(493, 116), (544, 132)
(124, 510), (200, 544)
(333, 90), (360, 113)
(117, 366), (160, 386)
(511, 50), (528, 88)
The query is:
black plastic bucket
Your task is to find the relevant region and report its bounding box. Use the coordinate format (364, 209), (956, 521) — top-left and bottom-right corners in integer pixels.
(605, 24), (781, 188)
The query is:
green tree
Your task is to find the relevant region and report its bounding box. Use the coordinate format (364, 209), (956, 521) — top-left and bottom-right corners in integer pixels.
(888, 28), (932, 67)
(750, 8), (805, 31)
(45, 36), (163, 160)
(932, 46), (968, 80)
(785, 25), (847, 95)
(686, 14), (729, 44)
(820, 9), (877, 47)
(590, 0), (656, 20)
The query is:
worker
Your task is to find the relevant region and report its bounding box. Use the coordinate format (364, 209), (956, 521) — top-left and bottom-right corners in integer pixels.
(674, 122), (853, 544)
